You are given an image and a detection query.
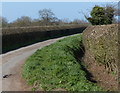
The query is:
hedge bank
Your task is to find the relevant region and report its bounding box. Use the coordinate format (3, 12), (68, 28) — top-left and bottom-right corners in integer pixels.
(22, 34), (102, 91)
(83, 24), (119, 73)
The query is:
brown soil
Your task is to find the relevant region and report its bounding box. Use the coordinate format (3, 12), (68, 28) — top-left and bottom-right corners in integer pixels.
(83, 52), (118, 91)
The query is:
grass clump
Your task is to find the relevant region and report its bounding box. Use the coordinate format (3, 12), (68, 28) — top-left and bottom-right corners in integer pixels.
(22, 34), (102, 91)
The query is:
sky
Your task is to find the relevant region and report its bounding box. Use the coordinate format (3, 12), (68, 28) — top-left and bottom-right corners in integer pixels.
(2, 2), (118, 23)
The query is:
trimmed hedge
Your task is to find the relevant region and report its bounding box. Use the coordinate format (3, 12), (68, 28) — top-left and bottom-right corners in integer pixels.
(2, 25), (87, 53)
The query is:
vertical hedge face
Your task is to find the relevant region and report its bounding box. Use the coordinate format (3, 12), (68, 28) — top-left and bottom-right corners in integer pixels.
(83, 24), (118, 73)
(2, 25), (87, 53)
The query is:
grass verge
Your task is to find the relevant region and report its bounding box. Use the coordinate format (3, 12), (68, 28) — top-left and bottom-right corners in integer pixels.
(22, 34), (102, 91)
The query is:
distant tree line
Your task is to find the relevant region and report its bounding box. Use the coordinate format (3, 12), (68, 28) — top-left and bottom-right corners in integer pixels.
(1, 4), (119, 28)
(1, 8), (88, 28)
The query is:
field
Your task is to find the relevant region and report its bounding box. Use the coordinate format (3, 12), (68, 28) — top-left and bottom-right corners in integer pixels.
(22, 34), (102, 91)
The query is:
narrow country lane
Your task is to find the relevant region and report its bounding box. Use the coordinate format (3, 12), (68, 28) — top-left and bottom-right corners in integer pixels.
(1, 36), (69, 91)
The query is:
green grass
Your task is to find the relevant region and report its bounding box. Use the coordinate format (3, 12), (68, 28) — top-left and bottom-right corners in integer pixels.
(22, 34), (102, 91)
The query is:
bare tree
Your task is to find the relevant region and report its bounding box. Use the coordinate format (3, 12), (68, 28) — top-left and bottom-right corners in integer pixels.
(31, 18), (41, 26)
(0, 16), (8, 27)
(71, 19), (88, 24)
(38, 9), (55, 25)
(11, 16), (32, 27)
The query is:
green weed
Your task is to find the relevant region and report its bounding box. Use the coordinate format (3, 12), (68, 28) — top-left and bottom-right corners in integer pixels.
(22, 34), (102, 91)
